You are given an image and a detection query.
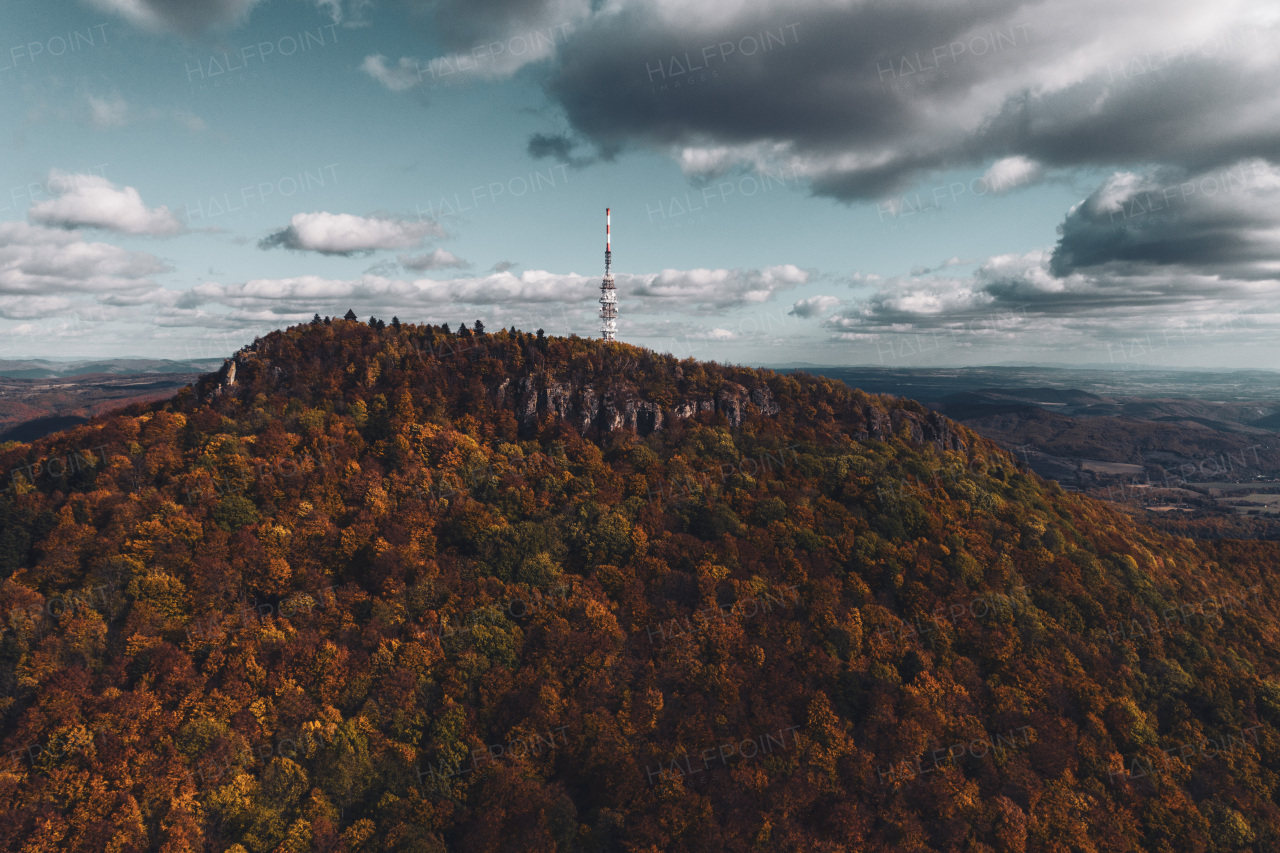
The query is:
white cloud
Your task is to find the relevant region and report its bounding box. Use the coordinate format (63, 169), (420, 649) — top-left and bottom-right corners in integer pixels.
(821, 158), (1280, 352)
(315, 0), (373, 27)
(399, 249), (470, 270)
(823, 247), (1280, 354)
(260, 212), (446, 255)
(87, 95), (130, 129)
(980, 156), (1043, 194)
(28, 171), (185, 236)
(183, 271), (590, 315)
(789, 295), (842, 318)
(363, 0), (588, 91)
(174, 110), (207, 133)
(0, 296), (77, 321)
(623, 264), (810, 312)
(88, 0), (368, 36)
(168, 263), (810, 322)
(0, 222), (170, 311)
(85, 0), (262, 36)
(677, 146), (739, 178)
(360, 56), (424, 92)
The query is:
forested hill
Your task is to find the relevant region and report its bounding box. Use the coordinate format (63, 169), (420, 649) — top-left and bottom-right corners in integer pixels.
(2, 317), (1280, 851)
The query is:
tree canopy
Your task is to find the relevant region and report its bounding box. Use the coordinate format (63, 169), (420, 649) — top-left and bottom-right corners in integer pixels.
(1, 319), (1278, 851)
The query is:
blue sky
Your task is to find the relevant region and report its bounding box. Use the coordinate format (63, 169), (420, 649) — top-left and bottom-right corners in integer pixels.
(1, 0), (1278, 368)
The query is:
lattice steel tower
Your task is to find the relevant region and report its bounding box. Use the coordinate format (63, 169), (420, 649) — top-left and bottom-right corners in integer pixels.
(599, 207), (617, 341)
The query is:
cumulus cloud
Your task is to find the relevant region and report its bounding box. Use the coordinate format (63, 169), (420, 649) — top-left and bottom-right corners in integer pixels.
(980, 156), (1043, 194)
(180, 271), (591, 317)
(259, 212), (446, 255)
(0, 297), (79, 323)
(823, 249), (1279, 352)
(399, 249), (470, 270)
(0, 222), (170, 308)
(806, 153), (1280, 354)
(676, 147), (742, 179)
(1050, 159), (1280, 279)
(621, 264), (810, 313)
(28, 171), (185, 236)
(789, 295), (841, 318)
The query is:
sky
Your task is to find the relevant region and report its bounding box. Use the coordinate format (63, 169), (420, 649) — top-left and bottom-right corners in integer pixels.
(0, 0), (1278, 369)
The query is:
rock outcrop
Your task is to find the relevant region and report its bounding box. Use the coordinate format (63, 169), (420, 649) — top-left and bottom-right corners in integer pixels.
(848, 402), (967, 454)
(508, 371), (784, 438)
(500, 370), (972, 456)
(199, 345), (262, 401)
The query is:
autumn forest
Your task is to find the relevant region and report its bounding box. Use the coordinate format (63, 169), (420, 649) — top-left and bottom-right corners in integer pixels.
(2, 316), (1280, 851)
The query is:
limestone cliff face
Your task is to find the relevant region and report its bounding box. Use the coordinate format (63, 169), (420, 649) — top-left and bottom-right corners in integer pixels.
(506, 371), (969, 454)
(514, 375), (653, 436)
(509, 373), (781, 438)
(866, 406), (968, 454)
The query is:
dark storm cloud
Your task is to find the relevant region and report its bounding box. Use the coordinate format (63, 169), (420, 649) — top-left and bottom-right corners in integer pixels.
(531, 0), (1278, 201)
(1050, 161), (1280, 278)
(546, 3), (1004, 148)
(527, 132), (597, 168)
(1009, 58), (1280, 172)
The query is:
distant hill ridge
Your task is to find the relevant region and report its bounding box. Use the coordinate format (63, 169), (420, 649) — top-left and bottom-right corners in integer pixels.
(0, 358), (223, 380)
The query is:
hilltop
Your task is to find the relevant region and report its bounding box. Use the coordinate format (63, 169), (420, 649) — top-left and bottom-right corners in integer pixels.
(1, 317), (1279, 851)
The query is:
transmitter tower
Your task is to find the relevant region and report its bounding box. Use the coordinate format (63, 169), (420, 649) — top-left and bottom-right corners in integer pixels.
(599, 208), (617, 341)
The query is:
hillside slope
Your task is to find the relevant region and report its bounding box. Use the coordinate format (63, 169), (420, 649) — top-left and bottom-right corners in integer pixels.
(2, 318), (1280, 852)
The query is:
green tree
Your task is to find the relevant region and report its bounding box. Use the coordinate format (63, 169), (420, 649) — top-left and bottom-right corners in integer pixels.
(214, 495), (260, 531)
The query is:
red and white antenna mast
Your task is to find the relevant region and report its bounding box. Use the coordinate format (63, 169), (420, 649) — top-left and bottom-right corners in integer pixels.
(599, 207), (617, 341)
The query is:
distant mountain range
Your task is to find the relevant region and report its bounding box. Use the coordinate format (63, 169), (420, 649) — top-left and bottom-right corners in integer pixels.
(772, 365), (1280, 402)
(0, 358), (223, 380)
(768, 361), (1280, 373)
(777, 367), (1280, 468)
(0, 359), (222, 443)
